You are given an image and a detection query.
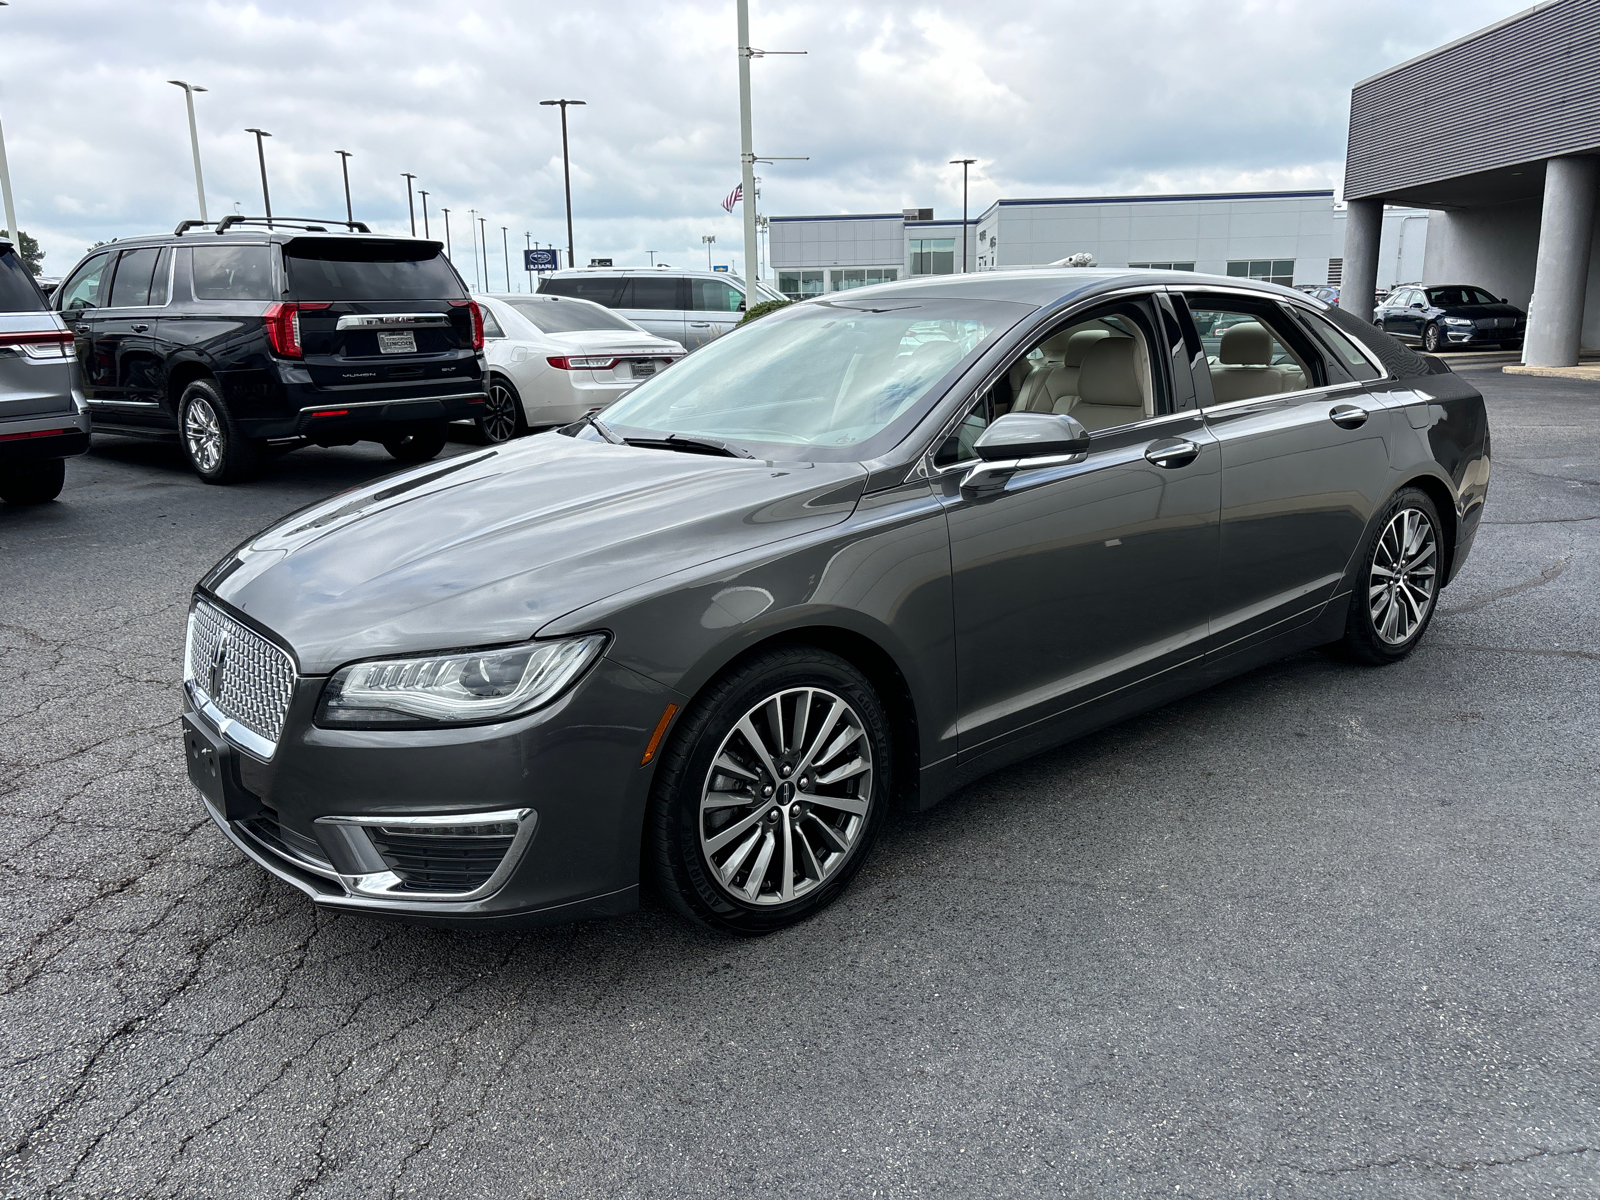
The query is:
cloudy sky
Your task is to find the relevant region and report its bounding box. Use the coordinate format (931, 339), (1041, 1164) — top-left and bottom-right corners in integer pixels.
(2, 0), (1525, 282)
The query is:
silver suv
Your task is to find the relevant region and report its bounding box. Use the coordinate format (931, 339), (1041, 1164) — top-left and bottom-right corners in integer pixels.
(0, 238), (88, 504)
(537, 268), (785, 350)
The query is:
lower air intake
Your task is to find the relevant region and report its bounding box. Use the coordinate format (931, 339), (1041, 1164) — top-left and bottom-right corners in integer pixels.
(367, 827), (517, 894)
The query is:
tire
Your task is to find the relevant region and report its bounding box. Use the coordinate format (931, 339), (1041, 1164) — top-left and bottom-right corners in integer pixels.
(1422, 323), (1445, 353)
(1339, 487), (1444, 665)
(0, 458), (66, 504)
(180, 378), (263, 484)
(382, 423), (449, 463)
(477, 376), (526, 444)
(648, 646), (892, 935)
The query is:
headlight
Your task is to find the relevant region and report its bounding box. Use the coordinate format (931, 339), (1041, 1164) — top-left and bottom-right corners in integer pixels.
(315, 634), (605, 728)
(1442, 317), (1474, 326)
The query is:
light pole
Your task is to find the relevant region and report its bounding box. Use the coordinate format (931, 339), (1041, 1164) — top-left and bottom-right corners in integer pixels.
(468, 208), (480, 289)
(441, 207), (452, 259)
(479, 215), (490, 294)
(402, 173), (417, 235)
(335, 150), (353, 224)
(647, 250), (656, 266)
(702, 234), (716, 270)
(245, 128), (273, 226)
(539, 98), (585, 268)
(525, 232), (533, 290)
(168, 80), (209, 223)
(419, 190), (429, 238)
(501, 226), (510, 291)
(735, 0), (806, 294)
(950, 158), (976, 273)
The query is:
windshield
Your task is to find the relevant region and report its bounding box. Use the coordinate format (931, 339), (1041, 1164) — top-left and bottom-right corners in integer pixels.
(284, 239), (466, 301)
(501, 295), (638, 334)
(1427, 286), (1498, 307)
(599, 297), (1023, 459)
(0, 246), (46, 312)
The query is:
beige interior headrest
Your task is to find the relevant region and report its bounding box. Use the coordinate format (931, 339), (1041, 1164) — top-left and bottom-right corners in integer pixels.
(1077, 337), (1144, 407)
(1063, 329), (1111, 367)
(1220, 322), (1273, 366)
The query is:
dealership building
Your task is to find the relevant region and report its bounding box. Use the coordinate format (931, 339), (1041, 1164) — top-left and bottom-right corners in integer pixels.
(1342, 0), (1600, 365)
(771, 191), (1428, 300)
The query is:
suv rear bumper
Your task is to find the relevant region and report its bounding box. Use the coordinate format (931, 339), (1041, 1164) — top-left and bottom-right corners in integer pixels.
(0, 411), (92, 464)
(240, 388), (486, 440)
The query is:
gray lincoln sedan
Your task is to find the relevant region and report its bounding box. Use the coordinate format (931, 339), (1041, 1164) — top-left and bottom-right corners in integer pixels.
(182, 269), (1489, 934)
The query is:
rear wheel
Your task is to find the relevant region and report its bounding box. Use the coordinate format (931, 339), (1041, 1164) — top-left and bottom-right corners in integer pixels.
(0, 458), (66, 504)
(180, 379), (263, 484)
(477, 376), (525, 444)
(649, 647), (892, 935)
(382, 423), (449, 463)
(1422, 323), (1445, 353)
(1339, 487), (1443, 664)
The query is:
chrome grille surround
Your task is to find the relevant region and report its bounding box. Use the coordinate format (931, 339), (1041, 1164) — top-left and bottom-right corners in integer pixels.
(184, 600), (296, 759)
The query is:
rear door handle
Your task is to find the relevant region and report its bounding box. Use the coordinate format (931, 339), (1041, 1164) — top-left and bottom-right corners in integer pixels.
(130, 323), (149, 332)
(1329, 403), (1369, 429)
(1145, 437), (1200, 468)
(689, 322), (712, 328)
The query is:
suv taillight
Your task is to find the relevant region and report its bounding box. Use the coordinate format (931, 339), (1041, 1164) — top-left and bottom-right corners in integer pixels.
(450, 299), (485, 350)
(262, 302), (331, 358)
(0, 329), (73, 359)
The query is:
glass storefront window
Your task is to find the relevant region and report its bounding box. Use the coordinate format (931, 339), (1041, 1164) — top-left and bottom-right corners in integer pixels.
(829, 267), (898, 292)
(909, 239), (955, 276)
(777, 269), (825, 300)
(1227, 259), (1296, 287)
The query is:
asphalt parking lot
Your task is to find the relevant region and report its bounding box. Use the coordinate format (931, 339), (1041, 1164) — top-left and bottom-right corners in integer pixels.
(2, 365), (1597, 1200)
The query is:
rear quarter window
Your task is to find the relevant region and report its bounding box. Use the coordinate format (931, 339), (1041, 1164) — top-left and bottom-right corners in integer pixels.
(192, 245), (276, 301)
(0, 247), (46, 312)
(283, 239), (465, 301)
(538, 275), (625, 307)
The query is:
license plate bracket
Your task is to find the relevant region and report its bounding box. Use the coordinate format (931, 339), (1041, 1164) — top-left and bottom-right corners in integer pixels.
(377, 331), (417, 355)
(183, 712), (263, 820)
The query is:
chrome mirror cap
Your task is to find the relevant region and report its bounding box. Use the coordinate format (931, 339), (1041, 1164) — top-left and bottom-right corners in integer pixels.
(973, 411), (1090, 461)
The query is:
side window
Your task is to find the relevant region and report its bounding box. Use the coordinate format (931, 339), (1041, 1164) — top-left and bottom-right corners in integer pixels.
(690, 277), (744, 312)
(1188, 298), (1319, 405)
(480, 307), (507, 339)
(933, 394), (990, 468)
(107, 247), (161, 308)
(622, 275), (686, 311)
(148, 247), (172, 306)
(1295, 310), (1381, 381)
(540, 275), (624, 306)
(57, 253), (112, 311)
(191, 245), (275, 301)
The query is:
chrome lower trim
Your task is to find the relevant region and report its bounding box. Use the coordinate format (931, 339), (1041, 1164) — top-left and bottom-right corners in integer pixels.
(192, 692), (277, 762)
(297, 391), (487, 413)
(315, 807), (537, 902)
(335, 313), (452, 329)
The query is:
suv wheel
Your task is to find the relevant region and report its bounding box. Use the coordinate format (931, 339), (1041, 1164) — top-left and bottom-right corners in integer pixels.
(1422, 323), (1445, 353)
(383, 424), (449, 463)
(0, 459), (66, 504)
(1339, 487), (1444, 664)
(477, 377), (525, 444)
(649, 647), (892, 935)
(180, 379), (262, 484)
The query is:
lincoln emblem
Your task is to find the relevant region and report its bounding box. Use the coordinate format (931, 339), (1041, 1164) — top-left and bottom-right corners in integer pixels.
(208, 634), (230, 699)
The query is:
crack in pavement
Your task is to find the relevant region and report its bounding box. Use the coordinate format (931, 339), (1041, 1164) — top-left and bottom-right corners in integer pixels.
(1440, 555), (1571, 616)
(1433, 642), (1600, 662)
(1308, 1143), (1595, 1176)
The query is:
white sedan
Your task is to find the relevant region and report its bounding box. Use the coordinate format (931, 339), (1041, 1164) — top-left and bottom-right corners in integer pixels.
(472, 293), (687, 442)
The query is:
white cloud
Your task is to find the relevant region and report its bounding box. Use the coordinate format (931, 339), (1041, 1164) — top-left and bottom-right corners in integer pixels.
(0, 0), (1526, 281)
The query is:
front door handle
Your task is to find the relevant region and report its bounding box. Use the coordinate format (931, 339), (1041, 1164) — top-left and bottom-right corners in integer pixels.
(1329, 403), (1369, 429)
(689, 321), (712, 328)
(1144, 437), (1200, 468)
(130, 323), (149, 333)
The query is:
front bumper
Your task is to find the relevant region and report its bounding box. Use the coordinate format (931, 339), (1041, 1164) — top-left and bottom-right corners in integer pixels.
(183, 643), (684, 926)
(1443, 325), (1523, 345)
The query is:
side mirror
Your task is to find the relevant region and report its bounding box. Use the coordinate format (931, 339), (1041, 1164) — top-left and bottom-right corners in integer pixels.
(973, 411), (1090, 461)
(1500, 297), (1508, 304)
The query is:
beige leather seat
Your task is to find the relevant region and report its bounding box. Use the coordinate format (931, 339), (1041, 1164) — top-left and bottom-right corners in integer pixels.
(1067, 336), (1148, 430)
(1208, 322), (1304, 403)
(1015, 329), (1112, 414)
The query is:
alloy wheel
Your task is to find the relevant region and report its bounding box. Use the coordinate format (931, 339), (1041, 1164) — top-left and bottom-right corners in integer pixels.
(184, 396), (224, 474)
(1369, 507), (1438, 645)
(699, 687), (873, 906)
(482, 382), (520, 443)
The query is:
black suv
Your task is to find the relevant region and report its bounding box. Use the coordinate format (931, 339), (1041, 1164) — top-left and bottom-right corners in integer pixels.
(51, 217), (486, 483)
(1373, 283), (1526, 353)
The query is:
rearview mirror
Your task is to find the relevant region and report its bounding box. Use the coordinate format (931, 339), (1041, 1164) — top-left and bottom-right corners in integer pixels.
(973, 411), (1090, 461)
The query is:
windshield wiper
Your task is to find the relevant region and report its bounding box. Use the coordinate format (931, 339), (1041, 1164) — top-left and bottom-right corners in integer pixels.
(580, 410), (625, 445)
(627, 433), (754, 459)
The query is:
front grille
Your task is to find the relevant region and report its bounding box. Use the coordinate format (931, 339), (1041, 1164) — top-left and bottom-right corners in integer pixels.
(186, 600), (296, 752)
(367, 828), (517, 893)
(1475, 316), (1518, 330)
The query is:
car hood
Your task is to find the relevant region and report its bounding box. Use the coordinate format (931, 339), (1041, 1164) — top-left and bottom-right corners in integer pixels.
(202, 435), (867, 674)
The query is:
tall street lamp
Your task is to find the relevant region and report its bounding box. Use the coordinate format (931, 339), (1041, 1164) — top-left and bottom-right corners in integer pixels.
(419, 190), (429, 238)
(168, 80), (209, 223)
(402, 172), (417, 235)
(468, 208), (480, 289)
(479, 215), (490, 293)
(702, 234), (716, 270)
(525, 231), (532, 290)
(441, 207), (452, 259)
(501, 226), (510, 291)
(245, 128), (273, 226)
(950, 158), (976, 273)
(539, 98), (585, 268)
(335, 150), (354, 224)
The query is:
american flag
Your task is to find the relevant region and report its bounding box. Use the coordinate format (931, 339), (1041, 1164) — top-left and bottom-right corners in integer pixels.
(720, 183), (743, 213)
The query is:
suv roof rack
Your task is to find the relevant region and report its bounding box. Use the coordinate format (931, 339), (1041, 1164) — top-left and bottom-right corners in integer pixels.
(173, 216), (374, 236)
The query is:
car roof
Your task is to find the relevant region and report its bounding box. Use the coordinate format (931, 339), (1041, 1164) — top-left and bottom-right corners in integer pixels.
(76, 227), (442, 253)
(543, 267), (750, 281)
(788, 267), (1321, 310)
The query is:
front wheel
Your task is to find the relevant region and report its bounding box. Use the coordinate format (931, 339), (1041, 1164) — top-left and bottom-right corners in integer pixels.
(648, 647), (892, 935)
(1422, 323), (1445, 353)
(383, 424), (449, 463)
(0, 458), (66, 504)
(1339, 487), (1444, 664)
